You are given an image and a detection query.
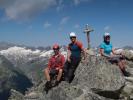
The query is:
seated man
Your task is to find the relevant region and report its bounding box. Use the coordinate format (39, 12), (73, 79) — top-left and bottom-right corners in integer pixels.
(99, 32), (130, 76)
(44, 44), (65, 88)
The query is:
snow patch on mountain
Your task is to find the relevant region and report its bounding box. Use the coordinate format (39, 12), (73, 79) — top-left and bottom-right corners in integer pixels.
(0, 46), (41, 56)
(130, 50), (133, 54)
(40, 50), (53, 57)
(0, 46), (67, 57)
(40, 48), (67, 57)
(0, 46), (67, 67)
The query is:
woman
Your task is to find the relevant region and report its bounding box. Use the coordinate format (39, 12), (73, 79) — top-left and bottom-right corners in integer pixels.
(99, 32), (130, 76)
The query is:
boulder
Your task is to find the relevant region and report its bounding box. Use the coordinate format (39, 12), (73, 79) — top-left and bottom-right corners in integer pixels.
(123, 50), (133, 61)
(73, 56), (125, 92)
(8, 89), (24, 100)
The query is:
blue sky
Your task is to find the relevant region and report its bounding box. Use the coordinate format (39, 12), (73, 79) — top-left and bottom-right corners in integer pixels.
(0, 0), (133, 48)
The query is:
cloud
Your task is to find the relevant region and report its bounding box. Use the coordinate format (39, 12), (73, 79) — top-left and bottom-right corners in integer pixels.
(60, 16), (70, 25)
(73, 0), (91, 5)
(0, 0), (14, 8)
(0, 0), (93, 21)
(0, 0), (57, 21)
(44, 22), (51, 28)
(56, 0), (92, 11)
(73, 0), (80, 5)
(56, 0), (64, 12)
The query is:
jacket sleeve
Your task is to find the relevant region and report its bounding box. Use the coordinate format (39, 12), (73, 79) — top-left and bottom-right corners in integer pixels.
(76, 41), (83, 50)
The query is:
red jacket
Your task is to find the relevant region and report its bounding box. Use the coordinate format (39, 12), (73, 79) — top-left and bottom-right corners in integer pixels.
(48, 53), (65, 70)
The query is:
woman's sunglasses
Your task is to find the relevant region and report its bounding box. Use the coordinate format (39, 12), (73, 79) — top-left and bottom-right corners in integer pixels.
(105, 36), (110, 39)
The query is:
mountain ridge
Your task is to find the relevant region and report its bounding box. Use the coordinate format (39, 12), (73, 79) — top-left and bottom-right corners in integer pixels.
(0, 55), (33, 100)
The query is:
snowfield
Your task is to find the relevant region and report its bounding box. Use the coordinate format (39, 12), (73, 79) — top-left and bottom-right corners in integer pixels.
(0, 46), (67, 64)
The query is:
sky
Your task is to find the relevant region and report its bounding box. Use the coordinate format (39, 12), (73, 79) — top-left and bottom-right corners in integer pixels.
(0, 0), (133, 48)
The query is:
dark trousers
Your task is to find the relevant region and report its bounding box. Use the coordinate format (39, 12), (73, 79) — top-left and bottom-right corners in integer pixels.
(64, 57), (81, 83)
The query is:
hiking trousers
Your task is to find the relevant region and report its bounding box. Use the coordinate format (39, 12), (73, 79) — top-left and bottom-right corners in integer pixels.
(64, 56), (81, 83)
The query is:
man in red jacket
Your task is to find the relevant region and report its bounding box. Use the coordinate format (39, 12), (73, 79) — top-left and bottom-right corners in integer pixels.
(44, 44), (65, 88)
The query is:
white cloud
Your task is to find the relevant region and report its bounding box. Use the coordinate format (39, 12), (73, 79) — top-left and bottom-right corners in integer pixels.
(74, 0), (80, 5)
(60, 16), (70, 25)
(0, 0), (57, 21)
(44, 22), (51, 28)
(73, 0), (91, 5)
(0, 0), (93, 21)
(56, 0), (92, 11)
(56, 0), (64, 12)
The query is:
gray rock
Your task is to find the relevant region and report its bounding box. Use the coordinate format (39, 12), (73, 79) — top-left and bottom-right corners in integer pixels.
(73, 56), (125, 91)
(125, 77), (133, 83)
(86, 49), (95, 56)
(24, 92), (44, 100)
(123, 50), (133, 61)
(126, 61), (133, 68)
(8, 89), (24, 100)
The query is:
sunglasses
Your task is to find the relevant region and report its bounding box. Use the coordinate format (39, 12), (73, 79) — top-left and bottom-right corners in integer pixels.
(53, 48), (59, 51)
(70, 37), (76, 39)
(105, 36), (110, 39)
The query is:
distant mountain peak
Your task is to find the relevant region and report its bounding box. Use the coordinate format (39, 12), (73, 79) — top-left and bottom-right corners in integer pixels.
(123, 46), (133, 50)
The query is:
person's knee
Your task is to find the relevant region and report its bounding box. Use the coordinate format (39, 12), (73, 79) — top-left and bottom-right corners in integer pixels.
(58, 69), (63, 74)
(118, 61), (122, 65)
(118, 61), (125, 69)
(121, 59), (126, 64)
(44, 68), (50, 74)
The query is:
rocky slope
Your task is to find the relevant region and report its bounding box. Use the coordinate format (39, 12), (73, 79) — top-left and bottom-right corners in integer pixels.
(8, 49), (133, 100)
(0, 55), (33, 100)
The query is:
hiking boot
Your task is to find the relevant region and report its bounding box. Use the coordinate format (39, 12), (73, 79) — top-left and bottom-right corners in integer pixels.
(122, 70), (131, 77)
(45, 81), (52, 88)
(44, 81), (52, 94)
(54, 81), (59, 86)
(123, 71), (131, 77)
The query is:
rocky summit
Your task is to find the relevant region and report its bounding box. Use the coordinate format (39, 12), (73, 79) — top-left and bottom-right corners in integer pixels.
(8, 49), (133, 100)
